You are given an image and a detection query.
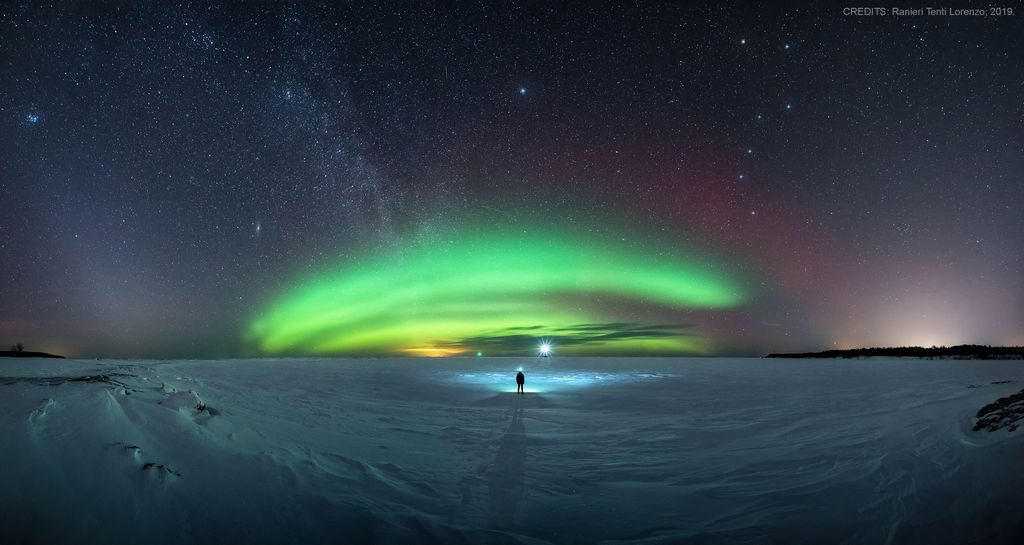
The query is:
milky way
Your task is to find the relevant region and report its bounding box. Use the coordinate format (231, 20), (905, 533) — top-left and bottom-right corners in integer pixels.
(1, 4), (1021, 357)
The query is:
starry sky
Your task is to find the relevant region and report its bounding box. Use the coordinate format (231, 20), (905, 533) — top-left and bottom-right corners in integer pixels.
(2, 3), (1022, 358)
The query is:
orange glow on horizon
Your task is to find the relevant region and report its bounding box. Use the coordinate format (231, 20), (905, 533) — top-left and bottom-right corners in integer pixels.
(400, 347), (467, 357)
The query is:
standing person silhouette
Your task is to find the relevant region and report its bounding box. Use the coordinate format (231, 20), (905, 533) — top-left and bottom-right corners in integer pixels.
(516, 370), (525, 395)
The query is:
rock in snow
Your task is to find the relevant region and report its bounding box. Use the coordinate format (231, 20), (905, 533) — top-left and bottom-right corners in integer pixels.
(974, 388), (1024, 432)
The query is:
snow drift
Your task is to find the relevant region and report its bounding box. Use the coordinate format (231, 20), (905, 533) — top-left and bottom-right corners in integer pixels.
(0, 357), (1021, 544)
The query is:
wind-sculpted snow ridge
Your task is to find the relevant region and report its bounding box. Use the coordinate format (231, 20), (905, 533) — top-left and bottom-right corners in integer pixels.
(0, 373), (134, 388)
(974, 387), (1024, 432)
(1, 357), (1024, 544)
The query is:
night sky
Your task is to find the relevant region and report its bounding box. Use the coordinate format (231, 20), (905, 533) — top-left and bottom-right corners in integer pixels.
(2, 3), (1022, 358)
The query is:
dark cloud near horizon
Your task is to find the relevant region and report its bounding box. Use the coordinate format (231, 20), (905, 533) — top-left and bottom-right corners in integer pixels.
(434, 323), (697, 355)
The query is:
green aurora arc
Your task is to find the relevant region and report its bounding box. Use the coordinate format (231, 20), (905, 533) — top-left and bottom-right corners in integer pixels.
(248, 226), (746, 356)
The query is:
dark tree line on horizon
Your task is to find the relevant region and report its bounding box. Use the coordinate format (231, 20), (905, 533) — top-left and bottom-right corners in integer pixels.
(0, 342), (64, 359)
(767, 344), (1024, 359)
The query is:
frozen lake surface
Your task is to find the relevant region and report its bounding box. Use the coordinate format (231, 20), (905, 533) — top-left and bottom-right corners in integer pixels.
(1, 357), (1022, 544)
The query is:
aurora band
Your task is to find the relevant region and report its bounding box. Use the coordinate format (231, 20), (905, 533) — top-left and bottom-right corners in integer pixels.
(248, 225), (745, 356)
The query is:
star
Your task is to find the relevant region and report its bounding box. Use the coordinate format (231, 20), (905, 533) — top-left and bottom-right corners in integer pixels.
(0, 1), (1018, 363)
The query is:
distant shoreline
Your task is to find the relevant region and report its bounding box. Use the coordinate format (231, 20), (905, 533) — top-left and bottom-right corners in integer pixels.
(766, 344), (1024, 359)
(0, 351), (65, 359)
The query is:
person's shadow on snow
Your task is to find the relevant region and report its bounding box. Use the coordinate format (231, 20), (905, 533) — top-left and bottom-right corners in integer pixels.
(487, 397), (526, 529)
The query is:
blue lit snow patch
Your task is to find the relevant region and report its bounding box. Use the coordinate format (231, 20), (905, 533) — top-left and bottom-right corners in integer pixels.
(449, 368), (675, 393)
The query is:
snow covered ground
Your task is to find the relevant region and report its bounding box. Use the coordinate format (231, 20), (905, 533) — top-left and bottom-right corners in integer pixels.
(1, 357), (1022, 544)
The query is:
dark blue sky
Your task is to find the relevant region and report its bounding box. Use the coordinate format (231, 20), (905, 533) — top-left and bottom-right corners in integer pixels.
(2, 3), (1021, 357)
